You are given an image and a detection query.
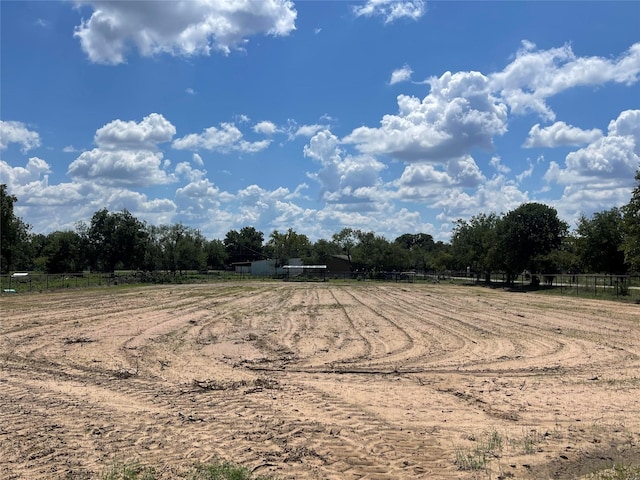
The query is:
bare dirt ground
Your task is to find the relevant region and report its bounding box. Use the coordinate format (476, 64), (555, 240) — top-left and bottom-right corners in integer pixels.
(1, 282), (639, 479)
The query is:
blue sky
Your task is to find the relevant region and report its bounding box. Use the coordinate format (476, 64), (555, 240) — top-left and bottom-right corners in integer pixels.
(1, 0), (639, 242)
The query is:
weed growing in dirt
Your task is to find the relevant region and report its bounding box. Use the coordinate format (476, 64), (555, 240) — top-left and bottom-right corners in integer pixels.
(454, 446), (487, 471)
(100, 460), (155, 480)
(588, 464), (640, 480)
(454, 428), (504, 471)
(100, 460), (277, 480)
(189, 462), (274, 480)
(510, 428), (545, 454)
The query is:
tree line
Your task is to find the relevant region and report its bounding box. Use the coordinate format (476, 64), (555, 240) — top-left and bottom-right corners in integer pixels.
(1, 170), (639, 279)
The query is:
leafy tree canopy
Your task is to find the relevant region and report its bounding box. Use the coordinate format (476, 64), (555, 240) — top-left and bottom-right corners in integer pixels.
(497, 203), (568, 282)
(577, 208), (626, 274)
(622, 169), (640, 272)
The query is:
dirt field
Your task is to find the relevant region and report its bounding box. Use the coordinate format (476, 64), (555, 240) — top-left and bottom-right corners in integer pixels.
(1, 282), (639, 479)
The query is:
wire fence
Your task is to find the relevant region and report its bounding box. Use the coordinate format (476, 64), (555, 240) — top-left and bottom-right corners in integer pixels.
(1, 270), (639, 302)
(0, 271), (242, 293)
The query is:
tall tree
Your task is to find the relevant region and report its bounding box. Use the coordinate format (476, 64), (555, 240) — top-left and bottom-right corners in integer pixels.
(497, 203), (568, 285)
(0, 184), (31, 273)
(155, 224), (206, 274)
(44, 230), (85, 273)
(87, 209), (148, 272)
(576, 208), (627, 274)
(394, 233), (434, 272)
(205, 239), (227, 270)
(266, 228), (311, 267)
(307, 238), (340, 265)
(451, 213), (500, 282)
(622, 169), (640, 272)
(332, 227), (360, 267)
(224, 226), (265, 263)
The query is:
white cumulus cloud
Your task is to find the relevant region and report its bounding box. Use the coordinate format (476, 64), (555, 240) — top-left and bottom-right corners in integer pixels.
(389, 64), (413, 85)
(74, 0), (297, 64)
(94, 113), (176, 150)
(491, 41), (640, 120)
(304, 130), (387, 205)
(292, 123), (327, 138)
(68, 113), (177, 187)
(524, 121), (603, 148)
(173, 122), (271, 153)
(0, 120), (41, 152)
(343, 71), (508, 162)
(354, 0), (426, 24)
(253, 120), (278, 135)
(0, 157), (51, 187)
(544, 109), (640, 185)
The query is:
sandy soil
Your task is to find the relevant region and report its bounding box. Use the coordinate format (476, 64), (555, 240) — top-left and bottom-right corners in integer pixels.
(1, 282), (639, 479)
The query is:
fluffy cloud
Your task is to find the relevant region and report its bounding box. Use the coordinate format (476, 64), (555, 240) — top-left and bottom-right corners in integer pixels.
(172, 122), (271, 153)
(433, 174), (530, 227)
(0, 157), (51, 187)
(1, 158), (176, 232)
(94, 113), (176, 150)
(545, 109), (640, 185)
(68, 113), (176, 186)
(608, 109), (640, 140)
(253, 121), (278, 135)
(304, 130), (387, 204)
(389, 64), (413, 85)
(491, 41), (640, 120)
(353, 0), (426, 24)
(0, 120), (41, 152)
(68, 150), (175, 186)
(550, 135), (638, 181)
(174, 163), (223, 222)
(343, 71), (508, 162)
(393, 156), (485, 203)
(490, 156), (511, 174)
(192, 153), (204, 166)
(292, 123), (328, 139)
(524, 121), (603, 148)
(74, 0), (297, 64)
(541, 110), (639, 223)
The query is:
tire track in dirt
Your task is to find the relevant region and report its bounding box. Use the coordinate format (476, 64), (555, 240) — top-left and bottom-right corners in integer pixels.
(337, 287), (416, 365)
(2, 360), (445, 478)
(368, 286), (591, 373)
(2, 283), (639, 479)
(433, 290), (640, 373)
(274, 377), (452, 478)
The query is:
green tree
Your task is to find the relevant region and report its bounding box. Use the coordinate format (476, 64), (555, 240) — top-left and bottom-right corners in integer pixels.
(176, 227), (207, 273)
(431, 241), (455, 272)
(576, 208), (627, 274)
(306, 238), (341, 265)
(622, 169), (640, 272)
(332, 228), (360, 267)
(352, 231), (383, 272)
(379, 241), (409, 272)
(394, 233), (434, 271)
(542, 235), (580, 274)
(0, 184), (32, 273)
(224, 226), (265, 264)
(266, 228), (311, 267)
(43, 230), (85, 273)
(155, 224), (207, 274)
(87, 209), (149, 272)
(497, 203), (568, 285)
(205, 239), (227, 270)
(29, 233), (48, 272)
(451, 213), (500, 282)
